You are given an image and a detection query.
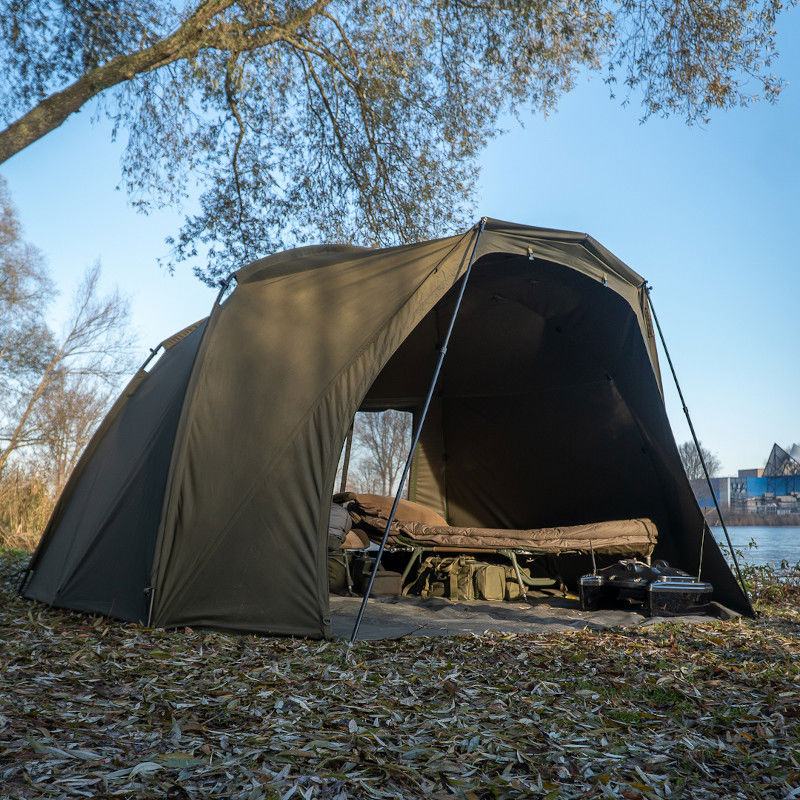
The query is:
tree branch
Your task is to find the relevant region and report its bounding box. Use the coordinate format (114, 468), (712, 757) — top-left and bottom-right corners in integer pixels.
(224, 53), (246, 242)
(0, 0), (332, 164)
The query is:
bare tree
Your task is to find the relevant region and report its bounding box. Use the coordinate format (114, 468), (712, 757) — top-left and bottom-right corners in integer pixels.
(0, 1), (789, 283)
(678, 440), (722, 481)
(31, 375), (113, 489)
(0, 181), (135, 547)
(0, 263), (135, 477)
(349, 410), (412, 497)
(0, 177), (55, 397)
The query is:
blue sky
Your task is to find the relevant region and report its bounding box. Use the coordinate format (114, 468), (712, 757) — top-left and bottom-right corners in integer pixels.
(2, 10), (799, 475)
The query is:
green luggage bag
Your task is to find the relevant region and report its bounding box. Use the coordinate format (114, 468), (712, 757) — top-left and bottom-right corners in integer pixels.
(474, 564), (506, 601)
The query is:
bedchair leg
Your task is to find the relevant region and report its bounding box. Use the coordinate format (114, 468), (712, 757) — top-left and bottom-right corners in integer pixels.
(508, 552), (528, 601)
(499, 550), (558, 591)
(400, 547), (424, 586)
(344, 553), (355, 595)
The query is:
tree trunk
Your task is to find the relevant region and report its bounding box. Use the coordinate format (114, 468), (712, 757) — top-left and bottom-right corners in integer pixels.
(0, 357), (60, 475)
(339, 423), (354, 493)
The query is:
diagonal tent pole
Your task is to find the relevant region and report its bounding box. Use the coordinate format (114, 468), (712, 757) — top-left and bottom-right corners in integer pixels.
(644, 285), (749, 599)
(339, 422), (354, 494)
(349, 218), (487, 643)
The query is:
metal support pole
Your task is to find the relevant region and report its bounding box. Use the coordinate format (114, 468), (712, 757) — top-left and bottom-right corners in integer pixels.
(400, 547), (424, 585)
(215, 273), (235, 306)
(509, 551), (528, 600)
(143, 346), (161, 369)
(349, 218), (487, 642)
(644, 285), (749, 598)
(339, 423), (354, 494)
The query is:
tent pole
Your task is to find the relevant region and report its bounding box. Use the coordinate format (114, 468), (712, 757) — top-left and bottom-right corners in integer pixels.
(215, 273), (236, 306)
(339, 423), (354, 494)
(349, 218), (487, 643)
(644, 286), (748, 598)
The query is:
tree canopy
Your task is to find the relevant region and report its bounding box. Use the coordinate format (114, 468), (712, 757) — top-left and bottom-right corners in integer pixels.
(0, 0), (789, 283)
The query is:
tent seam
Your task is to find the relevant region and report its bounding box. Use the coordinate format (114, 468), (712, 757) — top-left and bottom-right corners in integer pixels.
(148, 311), (225, 626)
(154, 231), (476, 626)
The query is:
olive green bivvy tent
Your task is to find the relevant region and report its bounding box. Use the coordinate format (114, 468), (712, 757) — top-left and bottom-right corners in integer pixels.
(20, 219), (752, 636)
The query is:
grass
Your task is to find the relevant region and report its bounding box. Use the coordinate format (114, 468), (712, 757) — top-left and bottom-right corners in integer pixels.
(1, 548), (800, 799)
(0, 470), (54, 552)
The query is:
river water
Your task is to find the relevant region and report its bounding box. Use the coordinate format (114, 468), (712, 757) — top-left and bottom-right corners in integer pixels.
(711, 526), (800, 567)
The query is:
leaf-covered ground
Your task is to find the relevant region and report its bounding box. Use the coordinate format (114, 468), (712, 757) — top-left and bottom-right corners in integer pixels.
(1, 550), (799, 800)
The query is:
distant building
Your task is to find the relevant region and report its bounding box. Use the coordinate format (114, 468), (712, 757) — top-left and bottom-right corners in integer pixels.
(690, 476), (731, 509)
(737, 468), (764, 478)
(764, 444), (800, 478)
(690, 442), (800, 514)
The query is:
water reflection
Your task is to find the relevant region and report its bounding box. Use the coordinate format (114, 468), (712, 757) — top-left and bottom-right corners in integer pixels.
(711, 526), (800, 567)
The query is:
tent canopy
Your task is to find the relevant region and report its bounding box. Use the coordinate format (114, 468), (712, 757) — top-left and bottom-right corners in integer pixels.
(22, 219), (751, 636)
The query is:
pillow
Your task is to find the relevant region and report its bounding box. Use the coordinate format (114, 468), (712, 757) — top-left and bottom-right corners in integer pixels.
(341, 528), (370, 550)
(348, 493), (448, 527)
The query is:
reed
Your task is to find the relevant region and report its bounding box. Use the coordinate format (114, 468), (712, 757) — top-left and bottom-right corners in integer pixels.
(0, 468), (54, 552)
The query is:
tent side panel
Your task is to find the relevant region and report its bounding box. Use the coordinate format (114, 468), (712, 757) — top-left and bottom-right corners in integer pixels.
(409, 398), (448, 520)
(151, 236), (474, 636)
(607, 320), (752, 613)
(363, 305), (449, 518)
(23, 323), (206, 622)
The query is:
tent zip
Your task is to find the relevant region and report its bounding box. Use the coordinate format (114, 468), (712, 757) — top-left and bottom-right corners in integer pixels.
(349, 218), (488, 643)
(644, 285), (748, 600)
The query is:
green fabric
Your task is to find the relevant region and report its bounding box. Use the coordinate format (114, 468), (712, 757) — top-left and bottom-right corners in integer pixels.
(23, 219), (752, 636)
(474, 564), (506, 601)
